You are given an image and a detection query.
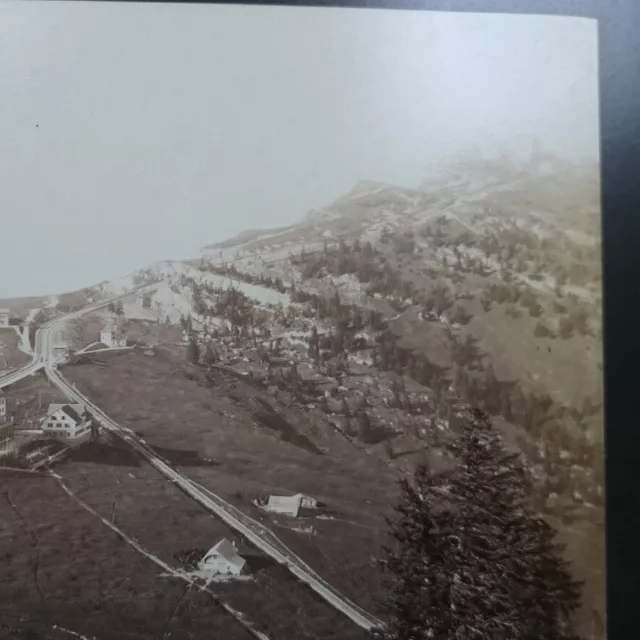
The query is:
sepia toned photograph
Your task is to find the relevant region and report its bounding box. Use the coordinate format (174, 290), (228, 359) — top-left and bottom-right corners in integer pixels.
(0, 3), (603, 640)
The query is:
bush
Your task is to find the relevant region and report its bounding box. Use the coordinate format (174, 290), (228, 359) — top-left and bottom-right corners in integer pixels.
(534, 322), (556, 339)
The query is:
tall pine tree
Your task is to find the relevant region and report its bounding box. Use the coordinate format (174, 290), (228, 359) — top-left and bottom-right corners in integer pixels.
(381, 463), (459, 639)
(202, 343), (218, 366)
(381, 409), (582, 640)
(186, 336), (200, 364)
(444, 409), (581, 640)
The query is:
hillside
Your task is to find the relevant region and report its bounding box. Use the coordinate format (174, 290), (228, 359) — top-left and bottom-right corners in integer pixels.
(0, 155), (604, 638)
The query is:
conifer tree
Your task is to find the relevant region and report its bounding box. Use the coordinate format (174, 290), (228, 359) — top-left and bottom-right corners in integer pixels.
(357, 409), (371, 441)
(186, 336), (200, 364)
(444, 409), (582, 640)
(202, 343), (218, 366)
(381, 410), (582, 640)
(381, 464), (458, 639)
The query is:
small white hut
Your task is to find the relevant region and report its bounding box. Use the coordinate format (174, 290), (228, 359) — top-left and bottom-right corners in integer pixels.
(198, 539), (246, 575)
(265, 493), (317, 517)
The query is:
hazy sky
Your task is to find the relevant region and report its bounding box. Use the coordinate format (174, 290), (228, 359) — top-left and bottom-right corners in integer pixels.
(0, 2), (598, 297)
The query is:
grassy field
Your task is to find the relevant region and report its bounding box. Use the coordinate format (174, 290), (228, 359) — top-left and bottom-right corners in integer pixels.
(61, 348), (400, 615)
(60, 345), (605, 637)
(58, 448), (371, 639)
(0, 469), (253, 640)
(1, 437), (372, 640)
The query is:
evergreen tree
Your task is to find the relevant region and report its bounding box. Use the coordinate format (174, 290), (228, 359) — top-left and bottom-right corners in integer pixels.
(357, 409), (371, 441)
(202, 343), (218, 366)
(380, 464), (458, 639)
(309, 325), (320, 360)
(444, 409), (582, 640)
(186, 336), (200, 364)
(381, 410), (582, 640)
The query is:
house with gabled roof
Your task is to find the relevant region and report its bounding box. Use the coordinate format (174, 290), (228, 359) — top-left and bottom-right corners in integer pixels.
(42, 403), (91, 441)
(198, 538), (246, 575)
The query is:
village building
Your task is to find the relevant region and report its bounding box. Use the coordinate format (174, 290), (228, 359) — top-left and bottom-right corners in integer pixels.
(198, 539), (246, 575)
(0, 309), (10, 328)
(100, 321), (128, 348)
(41, 403), (91, 441)
(265, 493), (318, 518)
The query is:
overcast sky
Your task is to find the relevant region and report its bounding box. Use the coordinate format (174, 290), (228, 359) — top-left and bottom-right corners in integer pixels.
(0, 2), (598, 298)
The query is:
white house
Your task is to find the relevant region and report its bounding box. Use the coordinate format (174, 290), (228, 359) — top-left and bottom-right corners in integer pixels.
(198, 539), (246, 575)
(100, 322), (127, 348)
(42, 403), (91, 440)
(265, 493), (317, 517)
(0, 309), (10, 328)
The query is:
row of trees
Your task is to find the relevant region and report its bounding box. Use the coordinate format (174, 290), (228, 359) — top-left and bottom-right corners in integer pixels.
(291, 238), (379, 282)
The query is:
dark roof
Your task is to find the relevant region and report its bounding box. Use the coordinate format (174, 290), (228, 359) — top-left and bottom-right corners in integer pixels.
(60, 405), (85, 422)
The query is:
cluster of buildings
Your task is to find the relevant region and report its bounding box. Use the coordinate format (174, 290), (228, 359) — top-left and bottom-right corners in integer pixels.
(0, 315), (127, 455)
(197, 493), (319, 577)
(0, 389), (93, 451)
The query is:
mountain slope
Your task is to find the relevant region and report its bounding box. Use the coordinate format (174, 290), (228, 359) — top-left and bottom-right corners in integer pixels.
(0, 154), (604, 638)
